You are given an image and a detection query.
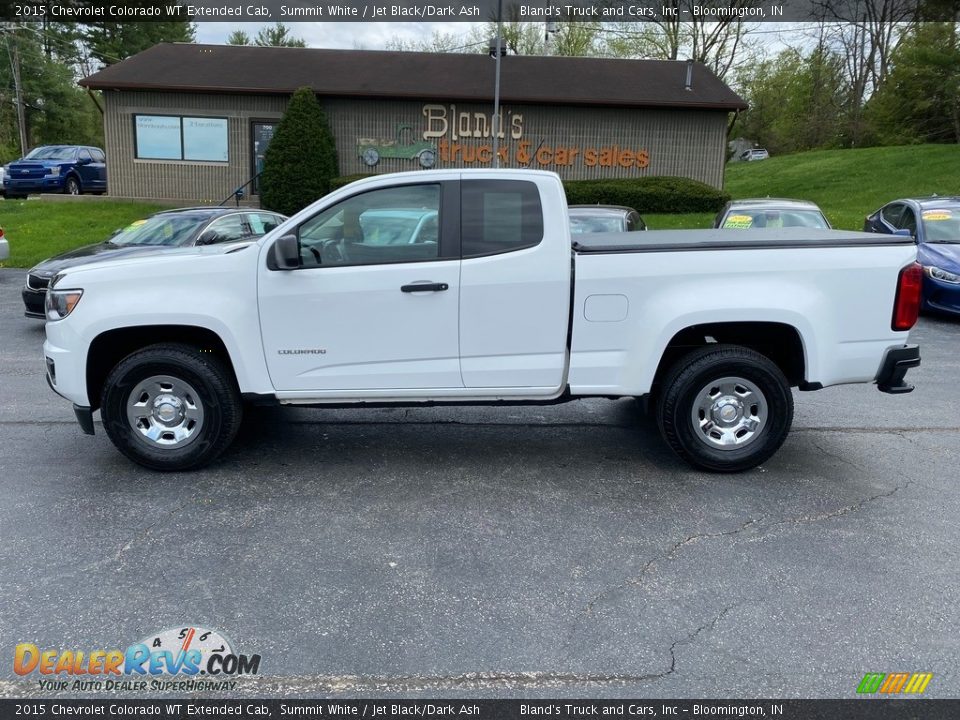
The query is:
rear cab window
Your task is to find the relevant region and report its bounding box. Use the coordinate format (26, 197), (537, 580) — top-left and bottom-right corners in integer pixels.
(461, 180), (543, 258)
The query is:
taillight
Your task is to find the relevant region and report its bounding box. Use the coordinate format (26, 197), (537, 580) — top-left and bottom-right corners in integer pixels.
(892, 262), (922, 331)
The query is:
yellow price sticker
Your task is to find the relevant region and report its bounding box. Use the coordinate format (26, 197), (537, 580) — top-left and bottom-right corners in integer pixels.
(922, 210), (952, 221)
(723, 214), (754, 229)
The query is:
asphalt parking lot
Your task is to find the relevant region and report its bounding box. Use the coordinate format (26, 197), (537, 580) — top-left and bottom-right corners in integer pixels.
(0, 265), (958, 699)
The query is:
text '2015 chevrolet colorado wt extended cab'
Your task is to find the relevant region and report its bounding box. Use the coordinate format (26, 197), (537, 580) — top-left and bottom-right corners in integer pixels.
(42, 170), (922, 473)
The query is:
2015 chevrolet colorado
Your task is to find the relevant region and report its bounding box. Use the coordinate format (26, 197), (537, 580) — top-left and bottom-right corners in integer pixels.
(42, 170), (921, 472)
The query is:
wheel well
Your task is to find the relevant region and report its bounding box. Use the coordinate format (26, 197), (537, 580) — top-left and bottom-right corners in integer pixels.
(651, 322), (806, 393)
(86, 325), (236, 410)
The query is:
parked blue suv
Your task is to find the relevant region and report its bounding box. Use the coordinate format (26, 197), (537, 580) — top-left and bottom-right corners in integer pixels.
(2, 145), (107, 197)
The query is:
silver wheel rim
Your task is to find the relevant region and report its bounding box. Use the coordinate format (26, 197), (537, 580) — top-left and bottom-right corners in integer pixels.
(690, 376), (767, 450)
(126, 375), (205, 449)
(68, 180), (79, 194)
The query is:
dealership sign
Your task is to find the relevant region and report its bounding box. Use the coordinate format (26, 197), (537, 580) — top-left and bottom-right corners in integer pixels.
(357, 105), (651, 171)
(423, 104), (650, 170)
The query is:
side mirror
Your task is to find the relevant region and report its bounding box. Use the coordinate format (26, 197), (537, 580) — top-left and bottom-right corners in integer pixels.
(894, 228), (914, 238)
(196, 231), (218, 246)
(273, 234), (301, 270)
(77, 157), (92, 166)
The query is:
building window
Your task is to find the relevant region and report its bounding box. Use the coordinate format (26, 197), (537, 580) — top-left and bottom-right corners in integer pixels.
(134, 115), (228, 162)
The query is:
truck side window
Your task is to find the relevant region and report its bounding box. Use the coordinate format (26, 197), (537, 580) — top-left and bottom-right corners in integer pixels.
(297, 184), (441, 268)
(461, 180), (544, 258)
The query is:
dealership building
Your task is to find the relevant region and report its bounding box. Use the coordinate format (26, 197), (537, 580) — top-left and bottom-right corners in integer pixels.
(79, 43), (746, 203)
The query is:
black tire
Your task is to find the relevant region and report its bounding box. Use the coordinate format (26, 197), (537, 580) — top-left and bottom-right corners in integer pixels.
(100, 343), (242, 471)
(656, 344), (793, 473)
(64, 176), (81, 195)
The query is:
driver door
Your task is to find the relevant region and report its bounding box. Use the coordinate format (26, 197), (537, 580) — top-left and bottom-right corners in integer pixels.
(258, 181), (462, 394)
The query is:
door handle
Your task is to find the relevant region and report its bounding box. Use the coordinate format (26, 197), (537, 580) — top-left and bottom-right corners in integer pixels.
(401, 282), (449, 293)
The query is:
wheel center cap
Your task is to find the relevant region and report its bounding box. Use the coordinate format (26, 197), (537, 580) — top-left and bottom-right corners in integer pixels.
(714, 398), (741, 424)
(153, 394), (183, 424)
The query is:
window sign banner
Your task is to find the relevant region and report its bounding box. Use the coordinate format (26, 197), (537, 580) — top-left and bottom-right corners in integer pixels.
(134, 115), (181, 160)
(183, 117), (229, 162)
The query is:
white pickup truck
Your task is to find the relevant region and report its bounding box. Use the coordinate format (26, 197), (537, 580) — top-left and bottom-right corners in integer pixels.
(42, 170), (921, 473)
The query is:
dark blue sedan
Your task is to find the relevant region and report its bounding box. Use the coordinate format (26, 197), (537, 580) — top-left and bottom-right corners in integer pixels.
(3, 145), (107, 197)
(865, 196), (960, 316)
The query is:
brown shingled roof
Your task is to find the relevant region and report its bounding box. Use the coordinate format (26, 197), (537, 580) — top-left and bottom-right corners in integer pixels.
(80, 43), (747, 111)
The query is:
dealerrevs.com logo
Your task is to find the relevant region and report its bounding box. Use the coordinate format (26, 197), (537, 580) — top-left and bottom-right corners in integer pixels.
(14, 626), (261, 692)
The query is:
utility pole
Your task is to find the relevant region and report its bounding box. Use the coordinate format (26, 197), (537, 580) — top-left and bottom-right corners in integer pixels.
(491, 0), (504, 168)
(3, 25), (28, 156)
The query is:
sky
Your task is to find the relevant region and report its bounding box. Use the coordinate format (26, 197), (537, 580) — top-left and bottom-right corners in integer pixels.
(192, 20), (812, 57)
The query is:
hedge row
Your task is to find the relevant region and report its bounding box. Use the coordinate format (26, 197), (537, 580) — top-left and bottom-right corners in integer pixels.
(563, 177), (730, 214)
(327, 174), (730, 215)
(330, 174), (377, 190)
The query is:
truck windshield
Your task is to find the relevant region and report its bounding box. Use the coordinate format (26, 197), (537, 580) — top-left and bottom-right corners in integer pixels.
(25, 146), (76, 161)
(110, 215), (202, 247)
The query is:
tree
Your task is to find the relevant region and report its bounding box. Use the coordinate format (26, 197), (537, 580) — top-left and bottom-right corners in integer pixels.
(78, 19), (195, 64)
(733, 45), (846, 154)
(864, 21), (960, 144)
(0, 27), (102, 161)
(254, 23), (306, 48)
(227, 30), (251, 46)
(260, 87), (338, 215)
(385, 30), (475, 53)
(602, 11), (754, 80)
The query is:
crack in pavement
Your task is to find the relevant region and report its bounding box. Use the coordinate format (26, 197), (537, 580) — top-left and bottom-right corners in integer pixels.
(811, 441), (868, 473)
(584, 482), (911, 616)
(666, 605), (737, 677)
(584, 521), (761, 615)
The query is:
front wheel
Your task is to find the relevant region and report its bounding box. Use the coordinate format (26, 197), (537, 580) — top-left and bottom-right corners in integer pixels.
(64, 176), (81, 195)
(100, 344), (242, 471)
(656, 345), (793, 473)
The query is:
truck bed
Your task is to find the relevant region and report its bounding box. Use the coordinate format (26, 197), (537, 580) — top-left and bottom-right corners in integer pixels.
(572, 228), (915, 254)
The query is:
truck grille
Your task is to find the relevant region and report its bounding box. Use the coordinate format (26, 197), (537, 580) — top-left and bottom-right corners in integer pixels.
(27, 274), (50, 291)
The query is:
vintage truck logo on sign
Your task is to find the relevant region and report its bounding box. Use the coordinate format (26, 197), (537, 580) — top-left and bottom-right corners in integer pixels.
(357, 124), (437, 168)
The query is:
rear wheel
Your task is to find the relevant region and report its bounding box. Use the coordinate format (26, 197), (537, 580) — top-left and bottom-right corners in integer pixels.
(656, 345), (793, 472)
(64, 176), (81, 195)
(100, 343), (242, 471)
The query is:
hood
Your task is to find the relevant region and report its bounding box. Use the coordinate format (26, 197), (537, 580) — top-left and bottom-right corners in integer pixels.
(8, 158), (71, 169)
(52, 240), (256, 281)
(29, 242), (173, 277)
(918, 242), (960, 273)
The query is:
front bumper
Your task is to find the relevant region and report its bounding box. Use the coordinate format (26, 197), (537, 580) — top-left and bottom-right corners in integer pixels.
(4, 177), (65, 194)
(875, 344), (921, 394)
(922, 275), (960, 316)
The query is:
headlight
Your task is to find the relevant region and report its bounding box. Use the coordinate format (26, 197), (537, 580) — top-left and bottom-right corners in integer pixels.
(45, 288), (83, 320)
(925, 266), (960, 284)
(48, 166), (60, 177)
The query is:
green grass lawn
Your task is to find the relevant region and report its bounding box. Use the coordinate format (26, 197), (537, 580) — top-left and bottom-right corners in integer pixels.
(724, 144), (960, 230)
(651, 143), (960, 231)
(0, 199), (175, 268)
